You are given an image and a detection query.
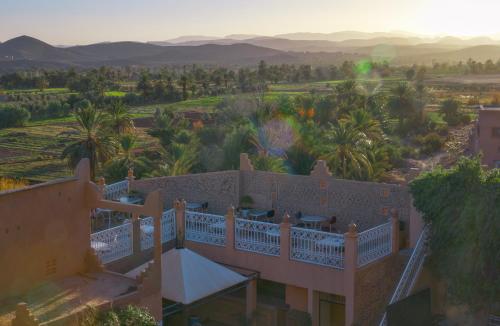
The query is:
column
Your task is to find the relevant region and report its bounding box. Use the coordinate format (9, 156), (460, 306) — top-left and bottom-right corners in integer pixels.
(132, 212), (141, 256)
(127, 167), (135, 193)
(279, 213), (291, 260)
(246, 279), (257, 325)
(391, 209), (400, 254)
(175, 199), (186, 248)
(225, 206), (235, 252)
(307, 288), (319, 326)
(343, 222), (358, 326)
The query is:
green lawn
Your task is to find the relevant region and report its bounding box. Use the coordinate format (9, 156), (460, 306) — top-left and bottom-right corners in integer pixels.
(104, 91), (128, 97)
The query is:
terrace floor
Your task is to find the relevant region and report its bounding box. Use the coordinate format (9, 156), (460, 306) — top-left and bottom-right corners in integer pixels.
(0, 271), (137, 325)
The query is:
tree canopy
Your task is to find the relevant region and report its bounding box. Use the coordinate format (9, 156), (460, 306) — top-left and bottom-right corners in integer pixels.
(410, 157), (500, 309)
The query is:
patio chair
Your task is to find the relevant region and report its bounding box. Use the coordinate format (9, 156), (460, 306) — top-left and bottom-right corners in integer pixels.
(266, 209), (275, 222)
(321, 216), (337, 232)
(202, 202), (209, 212)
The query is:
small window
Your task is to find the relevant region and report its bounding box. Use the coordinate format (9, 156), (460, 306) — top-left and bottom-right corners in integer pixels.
(492, 127), (500, 138)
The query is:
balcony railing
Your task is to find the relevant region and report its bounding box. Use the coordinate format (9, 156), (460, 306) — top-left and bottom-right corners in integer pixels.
(235, 218), (280, 256)
(290, 227), (344, 269)
(104, 180), (129, 200)
(91, 222), (133, 264)
(185, 211), (226, 246)
(140, 208), (176, 250)
(357, 220), (392, 267)
(379, 225), (429, 326)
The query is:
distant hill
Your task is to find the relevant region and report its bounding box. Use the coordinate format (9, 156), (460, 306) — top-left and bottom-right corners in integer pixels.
(0, 35), (499, 72)
(274, 31), (418, 42)
(0, 35), (82, 62)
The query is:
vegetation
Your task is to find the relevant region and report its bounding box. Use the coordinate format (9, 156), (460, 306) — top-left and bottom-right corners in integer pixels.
(81, 305), (156, 326)
(410, 157), (500, 310)
(0, 177), (28, 192)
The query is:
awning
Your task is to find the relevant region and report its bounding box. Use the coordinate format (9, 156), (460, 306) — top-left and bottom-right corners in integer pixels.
(125, 248), (247, 304)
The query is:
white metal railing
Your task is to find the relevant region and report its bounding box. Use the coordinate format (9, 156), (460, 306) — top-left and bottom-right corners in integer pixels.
(104, 180), (129, 200)
(379, 225), (429, 326)
(91, 222), (133, 263)
(161, 208), (176, 243)
(140, 209), (176, 250)
(185, 211), (226, 246)
(235, 218), (280, 256)
(357, 220), (392, 267)
(290, 227), (344, 269)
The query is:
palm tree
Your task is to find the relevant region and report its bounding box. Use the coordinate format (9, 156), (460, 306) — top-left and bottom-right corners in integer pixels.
(251, 154), (287, 173)
(103, 100), (134, 135)
(320, 122), (372, 179)
(388, 82), (416, 129)
(154, 141), (199, 176)
(340, 109), (383, 141)
(103, 134), (150, 182)
(62, 106), (117, 180)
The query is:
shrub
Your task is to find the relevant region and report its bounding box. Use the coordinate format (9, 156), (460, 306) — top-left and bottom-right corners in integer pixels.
(0, 106), (30, 128)
(416, 132), (444, 155)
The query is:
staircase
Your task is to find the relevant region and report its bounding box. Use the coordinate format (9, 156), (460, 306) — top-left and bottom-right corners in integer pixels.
(379, 225), (430, 326)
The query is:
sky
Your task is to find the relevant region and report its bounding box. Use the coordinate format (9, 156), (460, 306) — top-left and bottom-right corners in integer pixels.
(1, 0), (499, 44)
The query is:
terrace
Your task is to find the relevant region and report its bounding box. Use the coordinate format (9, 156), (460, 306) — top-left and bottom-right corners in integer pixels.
(87, 154), (419, 326)
(0, 154), (425, 326)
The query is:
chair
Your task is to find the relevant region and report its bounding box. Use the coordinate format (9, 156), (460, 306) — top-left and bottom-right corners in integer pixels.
(266, 209), (275, 222)
(202, 202), (209, 212)
(321, 216), (337, 232)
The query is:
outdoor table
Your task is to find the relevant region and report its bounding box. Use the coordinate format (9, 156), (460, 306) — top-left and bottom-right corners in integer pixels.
(316, 237), (344, 248)
(248, 210), (267, 221)
(141, 225), (154, 236)
(300, 215), (328, 229)
(119, 195), (143, 205)
(91, 240), (111, 253)
(265, 228), (280, 239)
(209, 221), (225, 233)
(186, 202), (203, 211)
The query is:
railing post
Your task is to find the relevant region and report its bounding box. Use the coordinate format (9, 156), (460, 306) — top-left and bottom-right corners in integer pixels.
(132, 213), (141, 256)
(127, 168), (135, 193)
(98, 177), (106, 197)
(391, 209), (400, 254)
(174, 199), (186, 247)
(225, 206), (235, 251)
(344, 222), (358, 326)
(280, 213), (291, 261)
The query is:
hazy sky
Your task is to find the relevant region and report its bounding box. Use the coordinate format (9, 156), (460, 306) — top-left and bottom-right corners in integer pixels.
(1, 0), (499, 44)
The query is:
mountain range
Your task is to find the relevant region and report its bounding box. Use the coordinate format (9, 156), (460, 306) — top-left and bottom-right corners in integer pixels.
(0, 34), (499, 72)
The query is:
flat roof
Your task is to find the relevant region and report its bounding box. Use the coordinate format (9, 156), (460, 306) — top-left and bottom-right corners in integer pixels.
(479, 105), (500, 111)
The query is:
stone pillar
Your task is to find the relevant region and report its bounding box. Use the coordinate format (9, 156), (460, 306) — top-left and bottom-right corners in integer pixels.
(246, 278), (257, 325)
(12, 303), (39, 326)
(307, 288), (319, 326)
(280, 213), (291, 260)
(391, 209), (400, 254)
(225, 206), (235, 251)
(240, 153), (254, 171)
(132, 212), (141, 256)
(344, 222), (358, 326)
(175, 199), (186, 248)
(127, 168), (135, 193)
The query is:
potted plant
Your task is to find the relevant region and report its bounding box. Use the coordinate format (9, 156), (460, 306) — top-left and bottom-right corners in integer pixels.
(239, 195), (254, 218)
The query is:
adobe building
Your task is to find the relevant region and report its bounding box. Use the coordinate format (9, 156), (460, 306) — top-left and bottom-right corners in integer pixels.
(0, 154), (430, 326)
(475, 106), (500, 168)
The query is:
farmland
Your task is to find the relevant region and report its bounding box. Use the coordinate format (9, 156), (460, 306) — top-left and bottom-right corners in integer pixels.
(0, 73), (495, 182)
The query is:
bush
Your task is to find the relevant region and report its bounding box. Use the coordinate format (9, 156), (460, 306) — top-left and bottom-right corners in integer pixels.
(416, 132), (444, 155)
(0, 106), (30, 128)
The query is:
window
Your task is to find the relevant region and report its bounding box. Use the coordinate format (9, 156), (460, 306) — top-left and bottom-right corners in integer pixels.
(492, 127), (500, 138)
